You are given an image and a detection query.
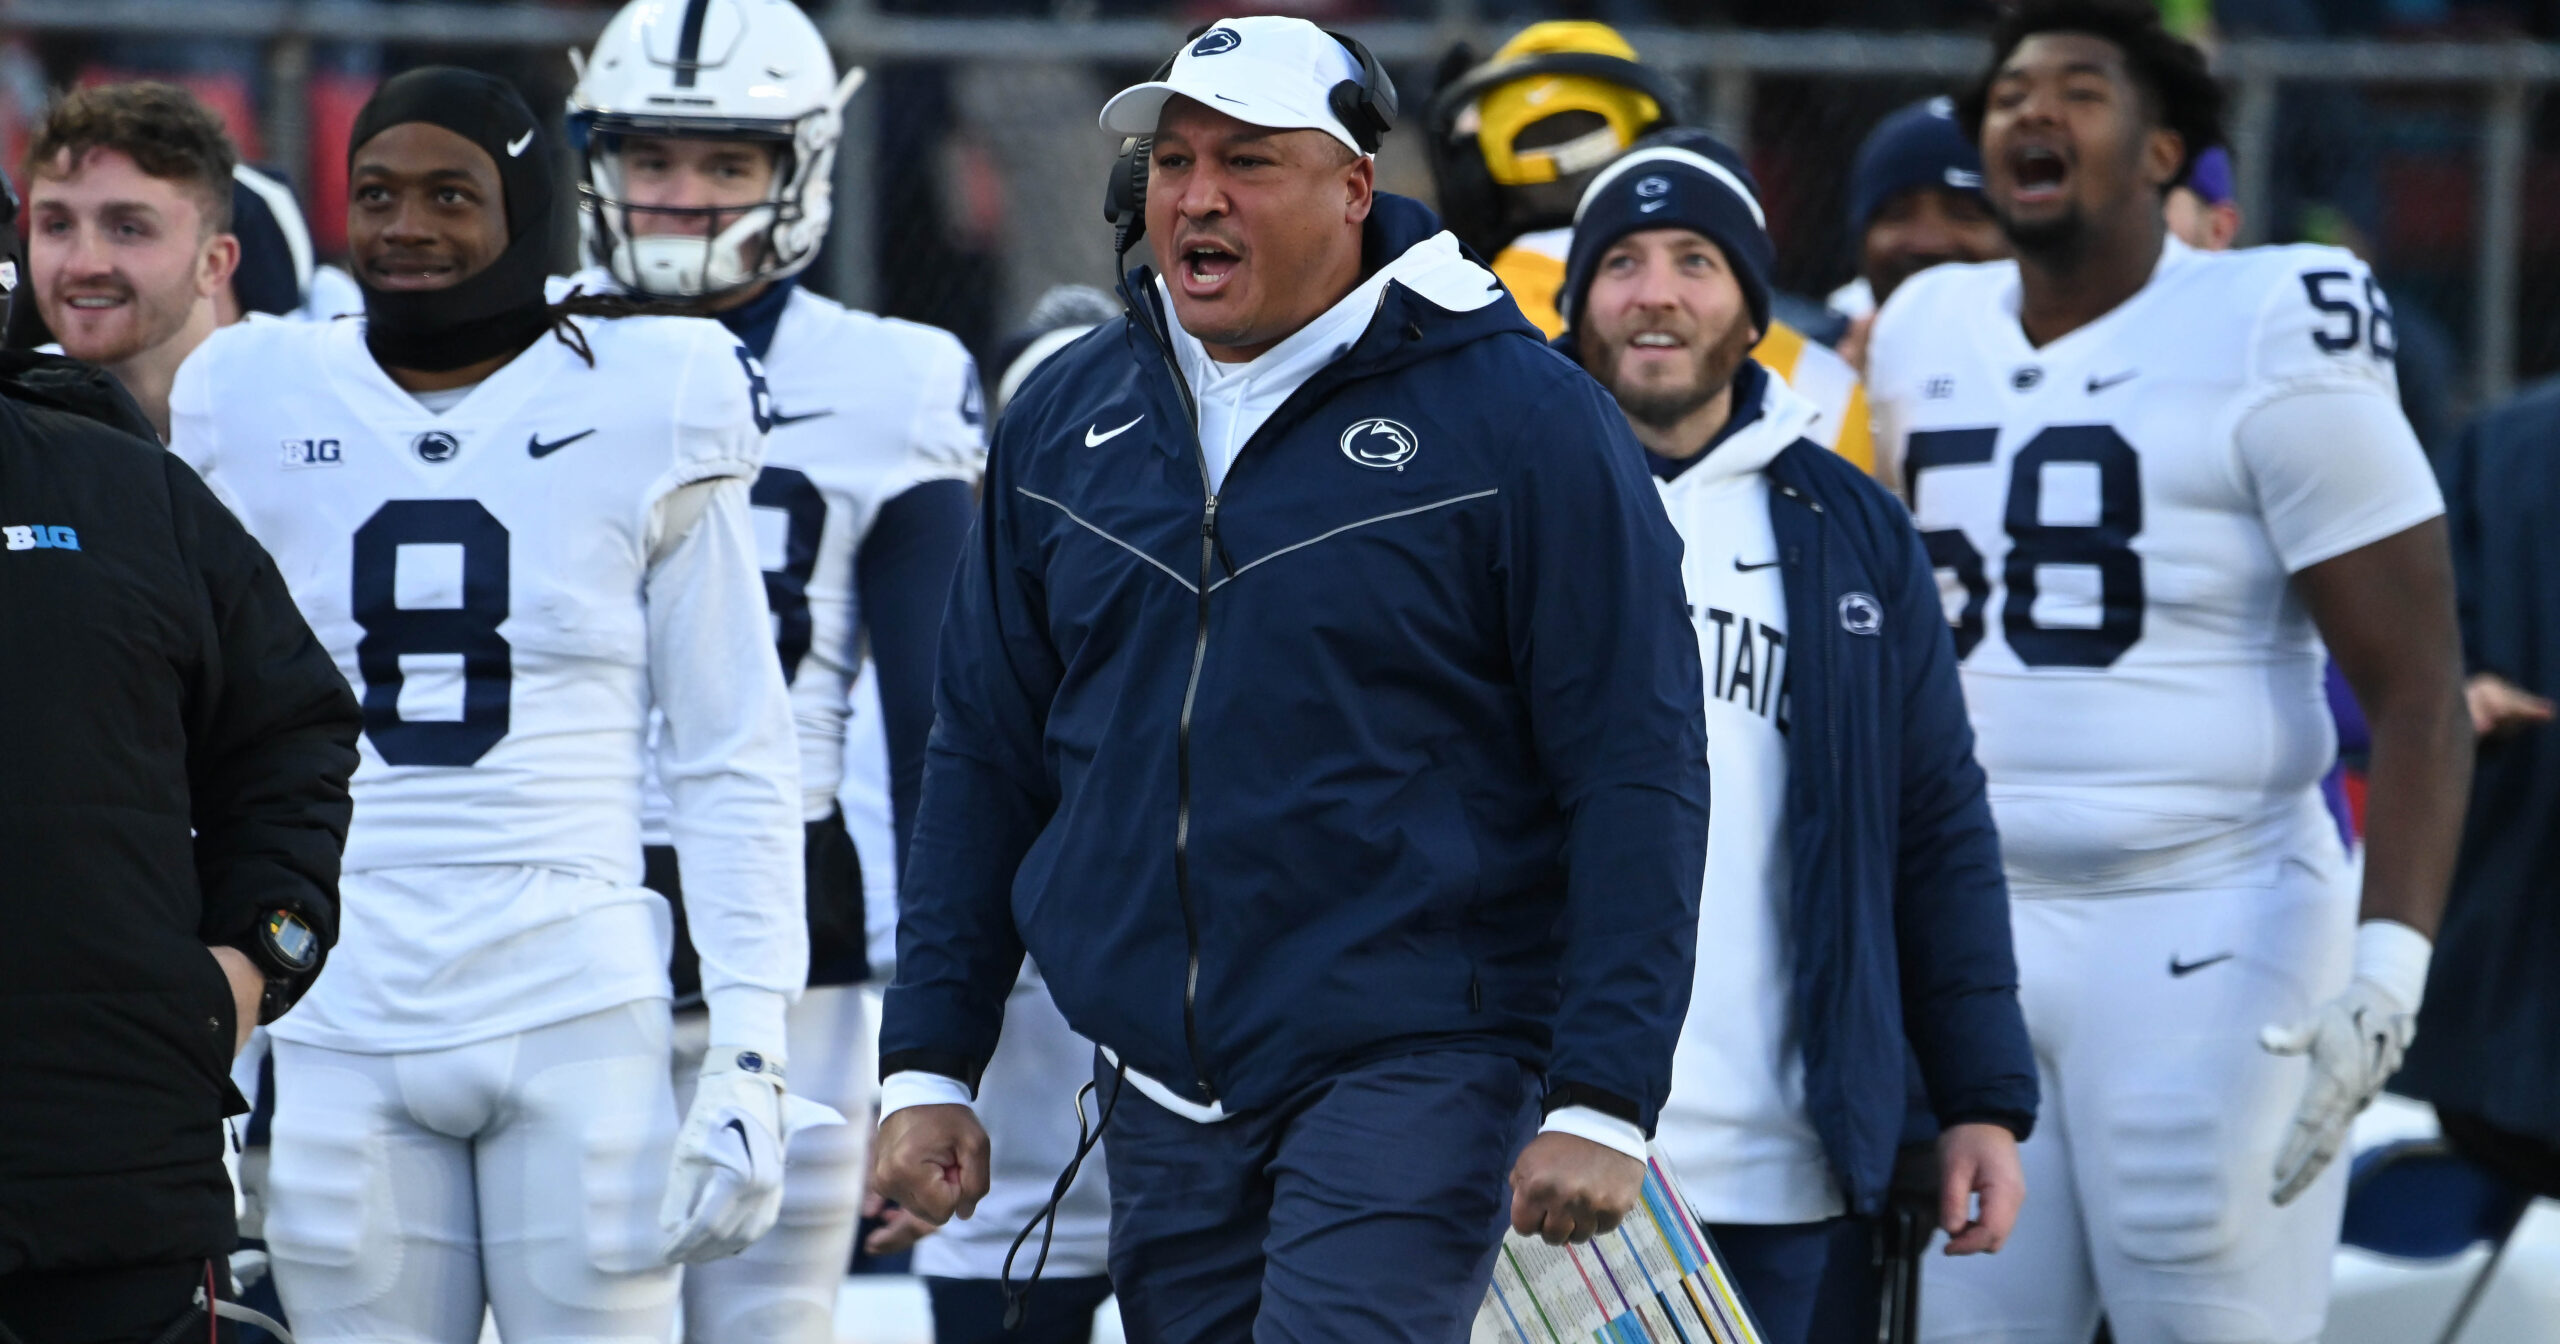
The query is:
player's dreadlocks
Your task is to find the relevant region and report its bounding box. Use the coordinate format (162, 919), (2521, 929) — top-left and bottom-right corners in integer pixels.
(542, 287), (699, 367)
(1956, 0), (2227, 190)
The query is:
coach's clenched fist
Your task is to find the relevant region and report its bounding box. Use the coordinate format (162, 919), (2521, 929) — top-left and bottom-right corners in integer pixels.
(1509, 1132), (1645, 1245)
(872, 1104), (992, 1226)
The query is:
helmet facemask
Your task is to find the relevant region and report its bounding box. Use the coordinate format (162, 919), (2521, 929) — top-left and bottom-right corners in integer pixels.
(575, 114), (833, 300)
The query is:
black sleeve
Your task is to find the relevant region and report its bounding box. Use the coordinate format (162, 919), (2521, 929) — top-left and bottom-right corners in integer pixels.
(855, 477), (975, 876)
(168, 455), (362, 957)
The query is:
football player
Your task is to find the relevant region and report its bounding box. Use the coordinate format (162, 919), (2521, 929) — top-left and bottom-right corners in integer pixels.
(1866, 4), (2472, 1341)
(568, 0), (981, 1337)
(1424, 20), (1876, 470)
(168, 68), (811, 1340)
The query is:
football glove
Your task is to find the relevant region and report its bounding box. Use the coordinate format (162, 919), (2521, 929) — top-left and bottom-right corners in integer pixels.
(660, 1047), (792, 1263)
(2259, 920), (2431, 1206)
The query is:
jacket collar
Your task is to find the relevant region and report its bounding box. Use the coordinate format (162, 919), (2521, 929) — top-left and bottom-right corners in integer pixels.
(1663, 357), (1821, 490)
(1119, 193), (1532, 391)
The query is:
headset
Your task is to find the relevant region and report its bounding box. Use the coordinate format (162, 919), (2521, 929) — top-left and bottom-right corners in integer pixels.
(1103, 26), (1399, 263)
(1420, 48), (1686, 258)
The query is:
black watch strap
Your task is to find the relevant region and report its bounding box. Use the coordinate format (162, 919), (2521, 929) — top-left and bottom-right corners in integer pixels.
(231, 909), (320, 1024)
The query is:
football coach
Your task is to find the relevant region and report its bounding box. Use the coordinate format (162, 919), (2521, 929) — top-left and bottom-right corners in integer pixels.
(871, 14), (1710, 1341)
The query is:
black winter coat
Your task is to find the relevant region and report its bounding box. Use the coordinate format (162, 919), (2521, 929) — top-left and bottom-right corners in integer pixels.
(0, 350), (359, 1273)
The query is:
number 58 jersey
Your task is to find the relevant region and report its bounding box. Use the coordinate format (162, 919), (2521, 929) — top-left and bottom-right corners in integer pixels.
(1869, 239), (2442, 894)
(169, 313), (773, 881)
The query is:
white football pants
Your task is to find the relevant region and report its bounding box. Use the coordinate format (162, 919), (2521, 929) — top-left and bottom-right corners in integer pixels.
(1922, 845), (2356, 1344)
(670, 983), (877, 1342)
(265, 999), (680, 1342)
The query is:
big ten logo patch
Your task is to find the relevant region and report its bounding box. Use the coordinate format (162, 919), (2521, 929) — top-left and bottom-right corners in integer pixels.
(4, 525), (79, 551)
(283, 438), (343, 469)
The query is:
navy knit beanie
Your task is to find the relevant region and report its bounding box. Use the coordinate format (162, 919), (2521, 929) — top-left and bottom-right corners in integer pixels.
(1844, 96), (1985, 242)
(1560, 129), (1772, 337)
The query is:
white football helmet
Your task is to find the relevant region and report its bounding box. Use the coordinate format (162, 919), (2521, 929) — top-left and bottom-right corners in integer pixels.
(568, 0), (864, 298)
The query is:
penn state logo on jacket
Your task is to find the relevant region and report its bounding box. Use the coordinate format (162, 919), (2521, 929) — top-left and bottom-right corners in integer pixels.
(1339, 417), (1419, 471)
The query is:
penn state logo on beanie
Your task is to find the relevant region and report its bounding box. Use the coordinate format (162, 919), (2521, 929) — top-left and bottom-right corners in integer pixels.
(1559, 128), (1773, 338)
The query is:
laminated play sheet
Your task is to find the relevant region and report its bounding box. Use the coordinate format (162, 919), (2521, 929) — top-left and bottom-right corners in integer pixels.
(1474, 1149), (1766, 1344)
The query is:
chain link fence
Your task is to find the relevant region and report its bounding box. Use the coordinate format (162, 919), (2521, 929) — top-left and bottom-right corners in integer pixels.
(2, 1), (2552, 432)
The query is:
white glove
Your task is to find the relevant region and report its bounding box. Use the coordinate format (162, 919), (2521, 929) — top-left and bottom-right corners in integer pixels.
(2259, 920), (2431, 1206)
(661, 1047), (792, 1263)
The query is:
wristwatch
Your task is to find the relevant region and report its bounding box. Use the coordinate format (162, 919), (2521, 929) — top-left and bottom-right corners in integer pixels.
(231, 909), (321, 1023)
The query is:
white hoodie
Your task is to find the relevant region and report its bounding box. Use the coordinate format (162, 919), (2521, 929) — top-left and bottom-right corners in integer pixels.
(1653, 367), (1847, 1224)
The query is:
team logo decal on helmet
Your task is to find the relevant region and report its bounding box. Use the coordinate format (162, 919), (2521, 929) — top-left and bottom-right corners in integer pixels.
(1191, 27), (1243, 57)
(567, 0), (867, 299)
(1340, 418), (1420, 471)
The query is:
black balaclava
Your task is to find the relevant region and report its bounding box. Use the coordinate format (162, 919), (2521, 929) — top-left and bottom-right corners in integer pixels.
(349, 68), (554, 373)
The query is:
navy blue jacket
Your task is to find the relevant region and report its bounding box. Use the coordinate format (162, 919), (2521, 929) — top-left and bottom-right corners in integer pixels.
(1758, 433), (2038, 1215)
(881, 197), (1711, 1130)
(2396, 380), (2560, 1146)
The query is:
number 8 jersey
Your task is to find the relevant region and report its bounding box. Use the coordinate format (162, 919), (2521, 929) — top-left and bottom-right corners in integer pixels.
(1869, 238), (2442, 895)
(170, 311), (798, 906)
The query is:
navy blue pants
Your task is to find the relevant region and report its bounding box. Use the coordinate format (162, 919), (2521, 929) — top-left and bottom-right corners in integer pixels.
(1100, 1049), (1539, 1344)
(1706, 1218), (1882, 1344)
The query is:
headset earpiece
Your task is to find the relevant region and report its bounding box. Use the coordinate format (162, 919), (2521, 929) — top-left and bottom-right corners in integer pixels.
(1104, 135), (1152, 257)
(1103, 48), (1181, 261)
(1320, 29), (1398, 155)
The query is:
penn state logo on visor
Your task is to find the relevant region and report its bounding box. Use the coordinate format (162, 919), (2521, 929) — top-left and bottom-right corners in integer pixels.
(1340, 418), (1419, 471)
(1635, 176), (1671, 198)
(412, 431), (461, 464)
(1191, 27), (1242, 56)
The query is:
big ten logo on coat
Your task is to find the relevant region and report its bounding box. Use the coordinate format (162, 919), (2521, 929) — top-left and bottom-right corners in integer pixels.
(4, 525), (79, 551)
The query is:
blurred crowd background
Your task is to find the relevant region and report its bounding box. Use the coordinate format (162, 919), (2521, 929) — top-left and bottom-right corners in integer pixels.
(6, 0), (2559, 446)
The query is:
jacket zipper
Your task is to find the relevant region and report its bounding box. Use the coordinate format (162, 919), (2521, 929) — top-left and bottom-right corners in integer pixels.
(1134, 290), (1222, 1105)
(1123, 274), (1401, 1106)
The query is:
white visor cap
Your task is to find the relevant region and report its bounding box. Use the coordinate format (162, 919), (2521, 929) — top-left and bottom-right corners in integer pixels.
(1100, 16), (1369, 158)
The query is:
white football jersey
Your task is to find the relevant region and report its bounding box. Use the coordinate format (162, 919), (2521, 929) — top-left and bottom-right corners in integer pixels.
(169, 313), (808, 1046)
(173, 312), (774, 872)
(601, 277), (984, 835)
(1869, 239), (2441, 893)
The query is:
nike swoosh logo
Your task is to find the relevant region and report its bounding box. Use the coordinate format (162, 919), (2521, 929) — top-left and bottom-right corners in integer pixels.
(771, 408), (835, 427)
(506, 129), (535, 158)
(527, 428), (596, 458)
(2169, 952), (2234, 977)
(1085, 415), (1144, 447)
(1733, 557), (1781, 572)
(2087, 370), (2140, 393)
(721, 1117), (751, 1153)
(1640, 199), (1670, 213)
